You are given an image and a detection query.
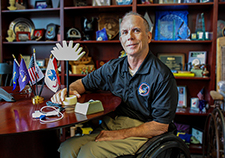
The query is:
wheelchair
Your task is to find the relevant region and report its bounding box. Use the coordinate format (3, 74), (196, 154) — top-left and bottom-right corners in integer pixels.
(117, 123), (191, 158)
(202, 91), (225, 158)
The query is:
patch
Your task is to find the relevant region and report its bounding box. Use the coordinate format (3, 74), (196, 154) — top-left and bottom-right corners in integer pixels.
(138, 82), (150, 96)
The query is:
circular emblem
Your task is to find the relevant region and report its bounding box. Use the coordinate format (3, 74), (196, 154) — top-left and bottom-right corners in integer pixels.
(138, 82), (150, 96)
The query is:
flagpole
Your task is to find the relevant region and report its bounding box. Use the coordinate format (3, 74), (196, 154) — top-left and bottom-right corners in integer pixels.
(12, 54), (36, 95)
(33, 48), (39, 96)
(66, 61), (69, 97)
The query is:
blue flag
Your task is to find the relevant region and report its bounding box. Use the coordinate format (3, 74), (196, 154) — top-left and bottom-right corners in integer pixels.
(12, 60), (19, 90)
(18, 58), (30, 91)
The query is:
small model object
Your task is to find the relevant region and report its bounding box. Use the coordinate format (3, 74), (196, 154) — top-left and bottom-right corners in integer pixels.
(51, 40), (86, 107)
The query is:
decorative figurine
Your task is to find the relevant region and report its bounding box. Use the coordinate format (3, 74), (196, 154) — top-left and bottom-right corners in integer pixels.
(8, 0), (17, 10)
(6, 29), (15, 42)
(202, 65), (209, 77)
(82, 17), (95, 40)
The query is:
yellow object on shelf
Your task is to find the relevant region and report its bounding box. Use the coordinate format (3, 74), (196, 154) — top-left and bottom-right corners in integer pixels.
(173, 73), (195, 77)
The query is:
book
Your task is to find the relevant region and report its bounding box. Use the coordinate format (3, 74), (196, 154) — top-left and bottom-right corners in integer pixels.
(173, 73), (195, 77)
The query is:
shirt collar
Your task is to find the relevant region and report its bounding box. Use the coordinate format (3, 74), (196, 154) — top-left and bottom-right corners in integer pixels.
(121, 51), (152, 75)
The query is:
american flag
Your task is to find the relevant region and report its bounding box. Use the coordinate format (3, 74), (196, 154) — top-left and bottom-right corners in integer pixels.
(197, 87), (204, 100)
(28, 55), (44, 85)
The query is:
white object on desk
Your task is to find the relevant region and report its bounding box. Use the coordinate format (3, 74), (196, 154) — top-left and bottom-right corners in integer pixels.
(75, 100), (104, 115)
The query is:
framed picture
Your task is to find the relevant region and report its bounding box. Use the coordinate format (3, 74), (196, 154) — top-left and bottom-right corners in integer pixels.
(16, 32), (31, 41)
(36, 59), (45, 67)
(35, 1), (48, 9)
(92, 0), (110, 6)
(190, 97), (199, 111)
(158, 53), (185, 71)
(188, 51), (207, 71)
(177, 86), (187, 108)
(34, 29), (45, 41)
(23, 55), (31, 68)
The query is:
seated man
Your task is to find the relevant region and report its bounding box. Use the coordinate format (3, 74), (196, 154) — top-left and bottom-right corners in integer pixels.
(51, 11), (178, 158)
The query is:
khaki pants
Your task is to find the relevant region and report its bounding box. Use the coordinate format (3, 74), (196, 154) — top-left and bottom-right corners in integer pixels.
(58, 116), (148, 158)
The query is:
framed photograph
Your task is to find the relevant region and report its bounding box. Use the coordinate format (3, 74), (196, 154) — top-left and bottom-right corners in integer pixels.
(35, 1), (48, 9)
(158, 53), (185, 71)
(23, 55), (31, 68)
(16, 32), (31, 41)
(36, 59), (45, 67)
(177, 86), (187, 108)
(92, 0), (110, 6)
(217, 37), (225, 90)
(188, 51), (207, 71)
(34, 29), (45, 41)
(190, 97), (199, 111)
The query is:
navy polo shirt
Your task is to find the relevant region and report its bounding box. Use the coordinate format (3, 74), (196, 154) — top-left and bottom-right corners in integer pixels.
(82, 52), (178, 124)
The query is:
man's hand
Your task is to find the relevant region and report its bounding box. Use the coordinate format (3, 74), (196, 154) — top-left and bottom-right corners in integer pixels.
(51, 40), (86, 61)
(50, 88), (81, 104)
(95, 130), (126, 142)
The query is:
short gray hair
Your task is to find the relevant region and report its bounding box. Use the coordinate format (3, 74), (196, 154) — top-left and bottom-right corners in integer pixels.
(120, 11), (150, 33)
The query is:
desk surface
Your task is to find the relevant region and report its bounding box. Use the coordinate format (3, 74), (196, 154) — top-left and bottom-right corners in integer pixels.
(0, 86), (121, 135)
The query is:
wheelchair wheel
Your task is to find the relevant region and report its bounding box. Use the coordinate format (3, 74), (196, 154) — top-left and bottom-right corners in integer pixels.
(203, 107), (225, 158)
(138, 134), (191, 158)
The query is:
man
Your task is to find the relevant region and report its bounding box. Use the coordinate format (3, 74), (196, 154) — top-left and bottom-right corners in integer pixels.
(51, 11), (178, 158)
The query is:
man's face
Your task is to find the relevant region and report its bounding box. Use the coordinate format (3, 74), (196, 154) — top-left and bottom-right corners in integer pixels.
(120, 15), (151, 57)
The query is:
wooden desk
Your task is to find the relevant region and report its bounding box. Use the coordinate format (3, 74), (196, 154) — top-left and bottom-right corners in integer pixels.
(0, 86), (121, 158)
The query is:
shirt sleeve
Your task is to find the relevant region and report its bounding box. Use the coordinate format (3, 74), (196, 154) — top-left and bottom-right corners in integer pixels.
(151, 77), (178, 124)
(82, 62), (111, 91)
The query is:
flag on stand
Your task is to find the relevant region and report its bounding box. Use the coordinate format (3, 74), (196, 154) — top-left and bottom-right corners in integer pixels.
(44, 56), (59, 93)
(28, 55), (44, 85)
(197, 87), (204, 100)
(12, 59), (19, 90)
(53, 57), (60, 86)
(18, 58), (30, 91)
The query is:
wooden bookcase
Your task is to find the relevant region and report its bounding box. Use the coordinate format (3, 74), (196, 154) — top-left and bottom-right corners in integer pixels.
(0, 0), (221, 154)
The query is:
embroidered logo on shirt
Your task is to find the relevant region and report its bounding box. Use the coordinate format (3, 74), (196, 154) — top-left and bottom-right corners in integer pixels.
(138, 82), (150, 96)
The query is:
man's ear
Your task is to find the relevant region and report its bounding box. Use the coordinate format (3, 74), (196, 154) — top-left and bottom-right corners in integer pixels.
(148, 32), (152, 43)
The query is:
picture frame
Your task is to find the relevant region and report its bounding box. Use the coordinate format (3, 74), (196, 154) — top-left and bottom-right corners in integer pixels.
(23, 55), (31, 68)
(34, 29), (45, 41)
(92, 0), (110, 6)
(177, 86), (187, 108)
(188, 51), (207, 71)
(16, 32), (31, 41)
(190, 97), (199, 111)
(216, 37), (225, 90)
(36, 59), (45, 67)
(35, 1), (48, 9)
(158, 53), (185, 71)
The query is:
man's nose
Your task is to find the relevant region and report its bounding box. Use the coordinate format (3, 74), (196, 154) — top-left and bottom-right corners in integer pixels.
(127, 31), (134, 40)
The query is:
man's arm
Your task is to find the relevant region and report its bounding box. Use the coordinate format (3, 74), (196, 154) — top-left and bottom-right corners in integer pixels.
(95, 121), (168, 141)
(51, 79), (86, 104)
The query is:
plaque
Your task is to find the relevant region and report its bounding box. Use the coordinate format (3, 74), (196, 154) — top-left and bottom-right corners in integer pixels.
(98, 14), (119, 40)
(158, 53), (185, 71)
(45, 23), (58, 40)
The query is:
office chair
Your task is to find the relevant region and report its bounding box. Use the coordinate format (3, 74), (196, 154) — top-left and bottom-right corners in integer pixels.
(117, 123), (191, 158)
(0, 63), (13, 86)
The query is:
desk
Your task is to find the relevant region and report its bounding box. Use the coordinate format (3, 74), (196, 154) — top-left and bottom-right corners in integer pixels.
(0, 86), (121, 158)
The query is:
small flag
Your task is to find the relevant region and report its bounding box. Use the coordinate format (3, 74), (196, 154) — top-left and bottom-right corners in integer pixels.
(28, 55), (44, 85)
(53, 57), (60, 86)
(197, 87), (204, 100)
(44, 57), (59, 92)
(12, 60), (19, 90)
(18, 58), (30, 91)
